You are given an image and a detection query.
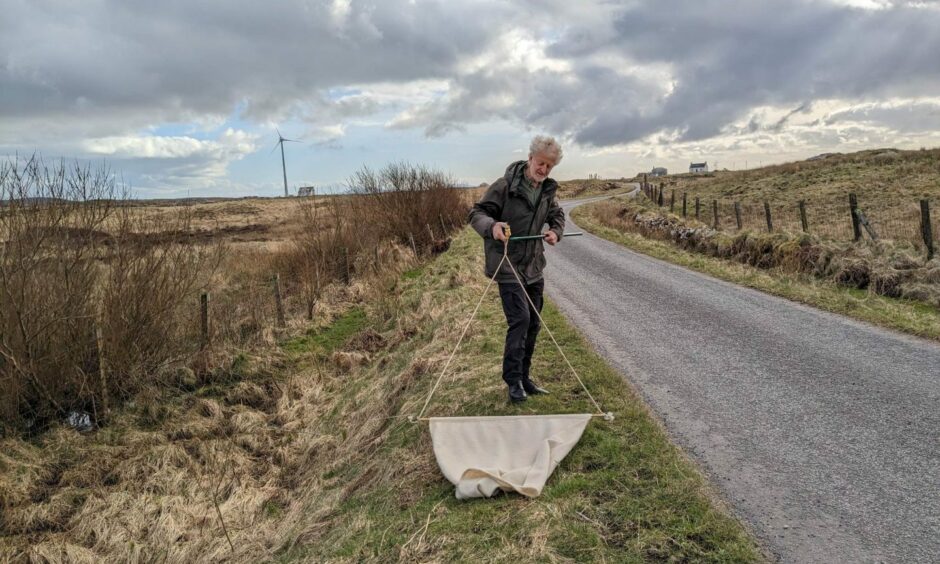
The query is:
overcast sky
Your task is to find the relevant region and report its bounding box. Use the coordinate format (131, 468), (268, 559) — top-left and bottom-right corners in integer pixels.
(3, 0), (940, 197)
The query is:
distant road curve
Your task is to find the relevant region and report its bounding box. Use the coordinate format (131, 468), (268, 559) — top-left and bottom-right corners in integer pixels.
(546, 196), (940, 563)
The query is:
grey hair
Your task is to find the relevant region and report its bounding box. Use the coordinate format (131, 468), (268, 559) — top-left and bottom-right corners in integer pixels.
(529, 135), (563, 163)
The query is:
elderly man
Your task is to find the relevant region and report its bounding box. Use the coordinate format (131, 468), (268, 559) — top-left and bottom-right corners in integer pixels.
(468, 135), (566, 403)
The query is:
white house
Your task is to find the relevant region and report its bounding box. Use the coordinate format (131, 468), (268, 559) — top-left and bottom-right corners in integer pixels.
(298, 186), (316, 197)
(689, 162), (708, 174)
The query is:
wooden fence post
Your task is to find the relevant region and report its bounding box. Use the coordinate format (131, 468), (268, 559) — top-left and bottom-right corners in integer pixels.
(764, 202), (773, 232)
(643, 173), (648, 196)
(670, 190), (675, 212)
(200, 292), (210, 349)
(856, 209), (878, 241)
(921, 199), (934, 260)
(734, 201), (742, 230)
(682, 193), (687, 217)
(849, 193), (861, 242)
(695, 197), (701, 220)
(712, 200), (719, 229)
(439, 214), (447, 236)
(799, 200), (808, 233)
(273, 273), (286, 328)
(409, 232), (418, 257)
(374, 245), (380, 272)
(658, 183), (665, 206)
(96, 323), (109, 418)
(343, 247), (351, 284)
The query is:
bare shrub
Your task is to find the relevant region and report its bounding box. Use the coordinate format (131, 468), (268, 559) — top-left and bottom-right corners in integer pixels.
(268, 163), (469, 323)
(0, 156), (221, 433)
(346, 162), (467, 250)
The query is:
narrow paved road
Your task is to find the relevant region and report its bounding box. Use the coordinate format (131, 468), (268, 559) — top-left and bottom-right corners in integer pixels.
(545, 198), (940, 563)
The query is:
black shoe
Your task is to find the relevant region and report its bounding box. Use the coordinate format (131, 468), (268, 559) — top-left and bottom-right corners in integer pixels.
(508, 381), (528, 403)
(522, 378), (549, 395)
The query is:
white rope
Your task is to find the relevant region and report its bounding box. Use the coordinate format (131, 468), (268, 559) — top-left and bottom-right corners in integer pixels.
(413, 236), (608, 421)
(502, 248), (605, 416)
(414, 252), (507, 421)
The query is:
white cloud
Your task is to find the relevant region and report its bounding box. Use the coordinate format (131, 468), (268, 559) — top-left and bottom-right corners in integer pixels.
(84, 128), (256, 161)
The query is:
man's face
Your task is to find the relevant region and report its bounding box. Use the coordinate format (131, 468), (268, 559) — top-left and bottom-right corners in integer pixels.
(527, 151), (558, 183)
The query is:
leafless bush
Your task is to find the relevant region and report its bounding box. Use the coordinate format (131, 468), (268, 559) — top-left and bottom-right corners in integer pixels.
(267, 163), (469, 322)
(0, 156), (222, 434)
(346, 162), (467, 249)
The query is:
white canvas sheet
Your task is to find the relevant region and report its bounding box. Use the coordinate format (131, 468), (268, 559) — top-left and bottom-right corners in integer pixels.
(429, 414), (592, 500)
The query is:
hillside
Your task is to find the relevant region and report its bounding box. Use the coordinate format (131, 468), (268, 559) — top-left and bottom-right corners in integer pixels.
(648, 148), (940, 242)
(573, 147), (940, 341)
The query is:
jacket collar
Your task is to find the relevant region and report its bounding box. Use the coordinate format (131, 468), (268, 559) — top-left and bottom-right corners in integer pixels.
(503, 160), (558, 198)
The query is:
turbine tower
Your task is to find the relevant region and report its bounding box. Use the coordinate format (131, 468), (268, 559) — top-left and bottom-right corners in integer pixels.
(272, 128), (300, 197)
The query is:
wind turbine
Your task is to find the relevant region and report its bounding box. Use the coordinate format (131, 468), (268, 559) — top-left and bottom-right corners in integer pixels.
(272, 128), (301, 197)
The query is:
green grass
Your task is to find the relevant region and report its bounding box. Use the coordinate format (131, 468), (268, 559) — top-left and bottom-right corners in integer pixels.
(281, 306), (368, 355)
(279, 227), (765, 562)
(573, 203), (940, 341)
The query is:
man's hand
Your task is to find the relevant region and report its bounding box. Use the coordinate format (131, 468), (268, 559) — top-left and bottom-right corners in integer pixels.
(492, 222), (509, 242)
(543, 230), (558, 246)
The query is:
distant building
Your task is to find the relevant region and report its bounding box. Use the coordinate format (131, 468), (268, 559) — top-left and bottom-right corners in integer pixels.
(298, 186), (316, 197)
(689, 162), (708, 174)
(650, 167), (667, 177)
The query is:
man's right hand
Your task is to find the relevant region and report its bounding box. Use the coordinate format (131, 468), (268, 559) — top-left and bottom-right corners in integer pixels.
(492, 222), (509, 242)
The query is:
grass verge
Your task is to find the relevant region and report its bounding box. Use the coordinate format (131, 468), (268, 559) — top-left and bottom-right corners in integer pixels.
(277, 227), (764, 562)
(572, 201), (940, 341)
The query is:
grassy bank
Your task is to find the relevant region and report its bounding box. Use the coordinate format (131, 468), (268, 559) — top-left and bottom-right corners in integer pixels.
(556, 178), (635, 200)
(651, 147), (940, 244)
(2, 227), (764, 562)
(282, 228), (763, 562)
(572, 201), (940, 341)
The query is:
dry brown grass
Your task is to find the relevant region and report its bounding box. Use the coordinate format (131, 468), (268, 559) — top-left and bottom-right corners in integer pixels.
(555, 178), (634, 200)
(0, 159), (476, 561)
(592, 196), (940, 305)
(0, 225), (762, 562)
(1, 158), (468, 436)
(0, 158), (222, 434)
(0, 272), (429, 562)
(651, 147), (940, 248)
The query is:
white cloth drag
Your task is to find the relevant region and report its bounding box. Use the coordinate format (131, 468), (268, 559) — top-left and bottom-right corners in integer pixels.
(429, 413), (592, 499)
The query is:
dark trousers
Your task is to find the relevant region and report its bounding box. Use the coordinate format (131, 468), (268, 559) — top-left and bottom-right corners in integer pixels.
(498, 279), (544, 385)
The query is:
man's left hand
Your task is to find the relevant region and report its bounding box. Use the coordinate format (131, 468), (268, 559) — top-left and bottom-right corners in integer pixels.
(543, 230), (558, 246)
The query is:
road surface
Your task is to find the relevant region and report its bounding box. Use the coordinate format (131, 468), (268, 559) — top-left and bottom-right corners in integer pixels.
(545, 197), (940, 563)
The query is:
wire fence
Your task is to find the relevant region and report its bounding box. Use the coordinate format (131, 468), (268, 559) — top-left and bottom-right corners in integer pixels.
(639, 179), (936, 259)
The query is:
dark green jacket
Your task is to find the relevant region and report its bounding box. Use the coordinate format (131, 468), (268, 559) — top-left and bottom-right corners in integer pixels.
(468, 161), (566, 283)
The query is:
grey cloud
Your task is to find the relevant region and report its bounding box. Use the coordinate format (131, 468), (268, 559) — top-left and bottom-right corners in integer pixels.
(824, 100), (940, 132)
(0, 1), (513, 129)
(411, 0), (940, 147)
(571, 0), (940, 145)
